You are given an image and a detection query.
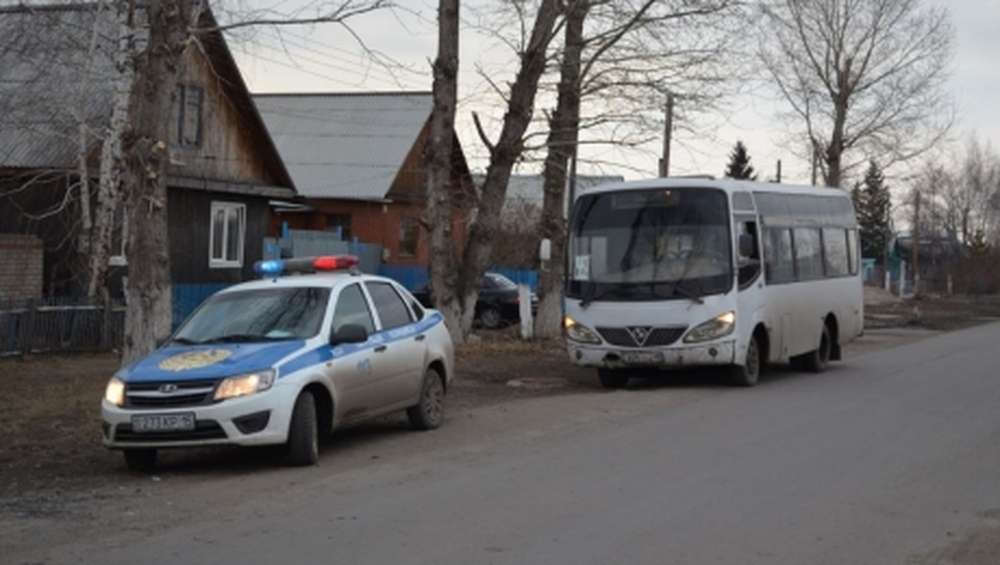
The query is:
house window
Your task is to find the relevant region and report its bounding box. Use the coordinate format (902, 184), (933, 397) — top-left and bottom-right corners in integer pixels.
(326, 214), (352, 241)
(177, 84), (203, 147)
(209, 202), (245, 268)
(399, 217), (419, 257)
(109, 202), (128, 267)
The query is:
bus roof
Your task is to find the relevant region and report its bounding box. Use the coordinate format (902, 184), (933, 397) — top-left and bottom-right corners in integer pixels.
(581, 178), (849, 199)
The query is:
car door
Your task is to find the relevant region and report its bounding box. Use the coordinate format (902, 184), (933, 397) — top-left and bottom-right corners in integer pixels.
(326, 283), (380, 422)
(364, 281), (427, 407)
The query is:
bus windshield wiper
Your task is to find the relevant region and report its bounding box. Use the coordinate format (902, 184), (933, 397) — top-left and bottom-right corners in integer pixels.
(668, 280), (705, 304)
(580, 284), (618, 308)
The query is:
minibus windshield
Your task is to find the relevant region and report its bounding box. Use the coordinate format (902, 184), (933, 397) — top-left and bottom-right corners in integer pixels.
(567, 187), (732, 302)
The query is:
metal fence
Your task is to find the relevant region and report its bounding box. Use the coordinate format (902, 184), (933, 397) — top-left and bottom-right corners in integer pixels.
(0, 297), (125, 357)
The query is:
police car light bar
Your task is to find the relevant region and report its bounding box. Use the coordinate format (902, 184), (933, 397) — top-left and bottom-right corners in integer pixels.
(253, 255), (360, 277)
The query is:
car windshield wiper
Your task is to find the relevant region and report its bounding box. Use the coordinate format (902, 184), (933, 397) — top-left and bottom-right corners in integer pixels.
(200, 333), (292, 343)
(171, 337), (203, 345)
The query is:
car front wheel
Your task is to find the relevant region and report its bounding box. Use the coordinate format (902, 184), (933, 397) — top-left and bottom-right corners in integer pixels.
(477, 306), (503, 330)
(285, 390), (319, 466)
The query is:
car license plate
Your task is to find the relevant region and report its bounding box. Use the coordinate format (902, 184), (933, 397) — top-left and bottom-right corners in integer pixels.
(622, 351), (664, 365)
(131, 413), (196, 433)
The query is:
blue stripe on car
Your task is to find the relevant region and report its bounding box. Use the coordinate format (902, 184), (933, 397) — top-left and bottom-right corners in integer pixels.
(278, 313), (444, 378)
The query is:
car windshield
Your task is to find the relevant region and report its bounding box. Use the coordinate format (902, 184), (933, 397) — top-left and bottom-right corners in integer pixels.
(567, 187), (732, 301)
(486, 274), (517, 290)
(174, 287), (331, 344)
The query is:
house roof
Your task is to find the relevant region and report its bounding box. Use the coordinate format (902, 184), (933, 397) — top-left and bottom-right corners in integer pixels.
(473, 174), (626, 207)
(0, 3), (294, 196)
(253, 92), (433, 201)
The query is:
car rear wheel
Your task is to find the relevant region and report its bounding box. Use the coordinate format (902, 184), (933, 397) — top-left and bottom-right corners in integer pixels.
(407, 368), (445, 430)
(285, 390), (319, 466)
(597, 369), (629, 389)
(123, 448), (157, 472)
(478, 306), (503, 330)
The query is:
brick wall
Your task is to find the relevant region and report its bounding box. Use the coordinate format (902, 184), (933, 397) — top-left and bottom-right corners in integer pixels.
(0, 234), (43, 300)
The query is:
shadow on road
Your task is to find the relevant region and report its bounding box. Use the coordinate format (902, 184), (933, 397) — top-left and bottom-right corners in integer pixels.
(131, 415), (417, 477)
(615, 363), (837, 391)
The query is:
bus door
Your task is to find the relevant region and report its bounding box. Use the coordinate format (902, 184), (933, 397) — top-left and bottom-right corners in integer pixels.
(735, 215), (765, 355)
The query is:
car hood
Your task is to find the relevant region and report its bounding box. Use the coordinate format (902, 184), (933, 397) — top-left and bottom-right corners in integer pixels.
(117, 341), (306, 383)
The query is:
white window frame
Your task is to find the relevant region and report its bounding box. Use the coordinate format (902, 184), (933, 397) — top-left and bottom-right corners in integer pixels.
(209, 201), (246, 269)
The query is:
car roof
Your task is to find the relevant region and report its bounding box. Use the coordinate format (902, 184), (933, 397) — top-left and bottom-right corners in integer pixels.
(217, 272), (407, 294)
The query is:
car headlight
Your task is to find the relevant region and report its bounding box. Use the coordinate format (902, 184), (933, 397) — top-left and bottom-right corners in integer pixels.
(683, 311), (736, 343)
(564, 316), (602, 344)
(214, 369), (276, 401)
(104, 377), (125, 406)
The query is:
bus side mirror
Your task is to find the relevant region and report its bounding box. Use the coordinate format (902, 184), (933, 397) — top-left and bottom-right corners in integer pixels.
(331, 324), (368, 345)
(739, 233), (754, 258)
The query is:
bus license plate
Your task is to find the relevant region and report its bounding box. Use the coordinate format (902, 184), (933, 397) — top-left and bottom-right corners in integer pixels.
(622, 351), (664, 365)
(131, 413), (196, 433)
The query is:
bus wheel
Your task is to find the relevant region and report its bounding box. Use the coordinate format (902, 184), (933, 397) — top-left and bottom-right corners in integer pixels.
(597, 369), (629, 389)
(731, 335), (761, 387)
(796, 324), (831, 373)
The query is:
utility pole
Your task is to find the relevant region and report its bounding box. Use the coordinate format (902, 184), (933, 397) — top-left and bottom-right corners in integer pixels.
(775, 159), (782, 183)
(658, 93), (673, 177)
(912, 190), (921, 296)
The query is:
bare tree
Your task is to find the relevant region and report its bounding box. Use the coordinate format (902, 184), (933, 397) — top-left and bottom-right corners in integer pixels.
(532, 0), (739, 337)
(426, 0), (564, 342)
(758, 0), (954, 187)
(424, 0), (460, 342)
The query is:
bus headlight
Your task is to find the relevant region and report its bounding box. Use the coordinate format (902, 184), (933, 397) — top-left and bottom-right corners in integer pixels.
(564, 316), (601, 344)
(683, 311), (736, 343)
(104, 377), (125, 407)
(214, 370), (276, 401)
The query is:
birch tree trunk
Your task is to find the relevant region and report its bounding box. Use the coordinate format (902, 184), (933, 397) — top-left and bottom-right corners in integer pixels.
(89, 1), (136, 298)
(534, 0), (588, 339)
(424, 0), (462, 338)
(121, 0), (195, 364)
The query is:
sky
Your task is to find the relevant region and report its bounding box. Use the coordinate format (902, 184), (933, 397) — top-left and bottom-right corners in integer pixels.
(230, 0), (1000, 187)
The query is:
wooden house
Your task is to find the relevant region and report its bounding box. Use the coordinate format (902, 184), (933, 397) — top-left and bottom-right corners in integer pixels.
(0, 4), (295, 298)
(254, 92), (474, 267)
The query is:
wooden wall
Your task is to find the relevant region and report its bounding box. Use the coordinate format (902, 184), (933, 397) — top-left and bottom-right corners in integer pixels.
(168, 188), (268, 284)
(169, 47), (281, 188)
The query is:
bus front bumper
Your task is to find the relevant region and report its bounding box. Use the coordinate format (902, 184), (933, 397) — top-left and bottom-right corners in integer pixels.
(567, 340), (736, 369)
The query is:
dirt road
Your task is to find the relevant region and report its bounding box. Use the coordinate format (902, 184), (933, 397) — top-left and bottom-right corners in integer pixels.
(6, 323), (999, 564)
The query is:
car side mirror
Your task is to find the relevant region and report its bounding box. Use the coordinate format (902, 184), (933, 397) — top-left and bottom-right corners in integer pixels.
(331, 324), (368, 345)
(738, 233), (755, 258)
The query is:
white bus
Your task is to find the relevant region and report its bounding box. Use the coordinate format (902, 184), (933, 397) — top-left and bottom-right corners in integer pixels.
(563, 178), (863, 388)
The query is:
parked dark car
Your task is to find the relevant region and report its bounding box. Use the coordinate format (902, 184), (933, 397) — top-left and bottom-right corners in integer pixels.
(413, 272), (536, 329)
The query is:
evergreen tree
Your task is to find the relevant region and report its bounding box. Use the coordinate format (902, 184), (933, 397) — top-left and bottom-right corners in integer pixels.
(724, 140), (758, 180)
(854, 160), (893, 263)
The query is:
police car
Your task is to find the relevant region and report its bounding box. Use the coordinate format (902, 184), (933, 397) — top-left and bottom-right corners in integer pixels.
(101, 255), (454, 470)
